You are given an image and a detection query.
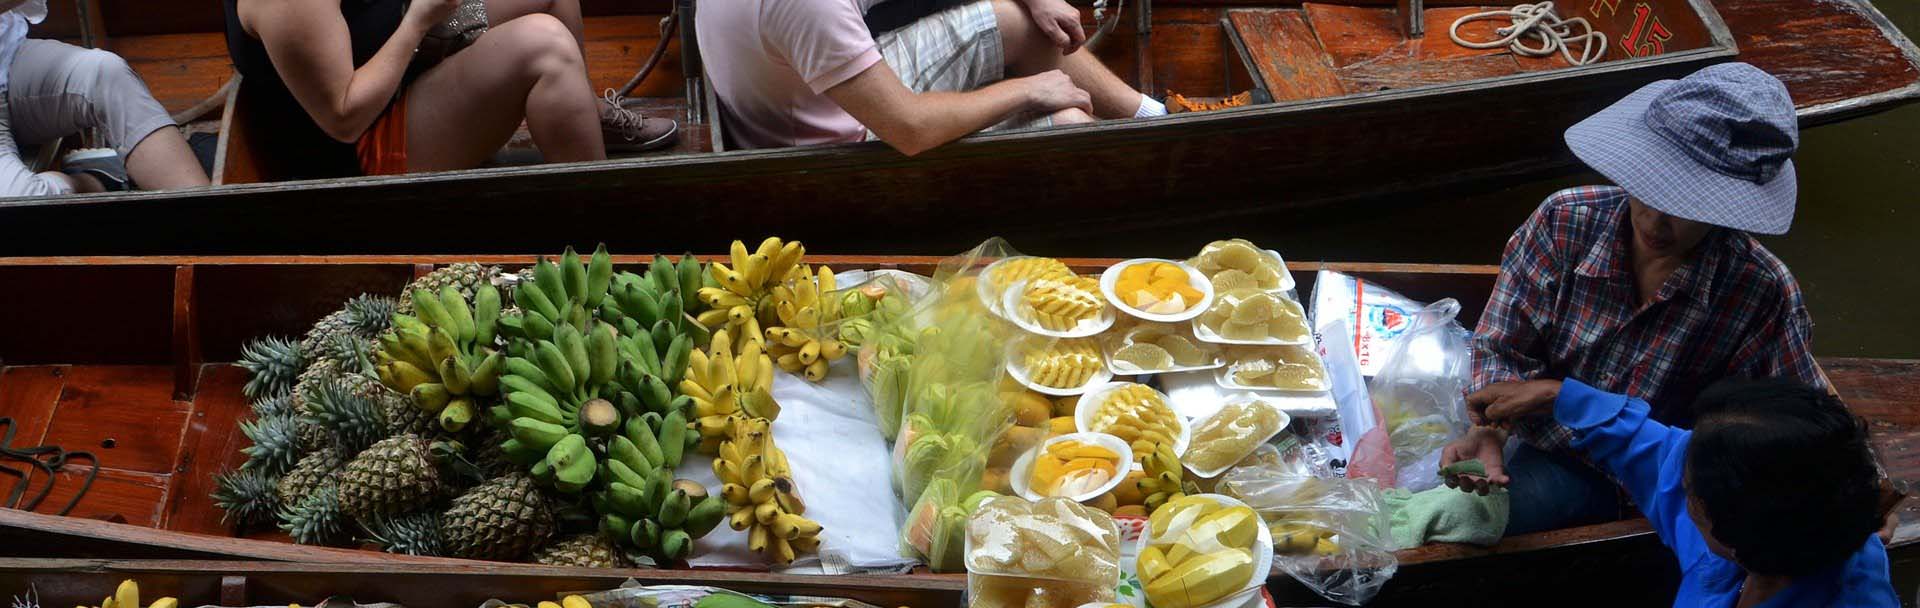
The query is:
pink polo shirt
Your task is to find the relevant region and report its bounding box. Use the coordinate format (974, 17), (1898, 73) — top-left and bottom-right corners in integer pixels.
(695, 0), (887, 149)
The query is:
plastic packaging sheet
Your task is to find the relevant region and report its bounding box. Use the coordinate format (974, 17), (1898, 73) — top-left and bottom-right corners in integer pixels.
(567, 582), (885, 608)
(965, 497), (1122, 608)
(1317, 321), (1391, 484)
(1307, 270), (1424, 377)
(1364, 300), (1472, 492)
(1218, 468), (1397, 606)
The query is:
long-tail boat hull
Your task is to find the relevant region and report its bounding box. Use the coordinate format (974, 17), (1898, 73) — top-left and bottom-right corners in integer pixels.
(0, 0), (1913, 255)
(0, 255), (1915, 605)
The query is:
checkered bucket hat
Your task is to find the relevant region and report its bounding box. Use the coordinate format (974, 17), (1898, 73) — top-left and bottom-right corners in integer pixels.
(1564, 62), (1799, 235)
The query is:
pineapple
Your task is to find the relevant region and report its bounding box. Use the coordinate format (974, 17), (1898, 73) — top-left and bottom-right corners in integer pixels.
(251, 393), (296, 419)
(363, 510), (445, 557)
(236, 336), (307, 399)
(531, 533), (630, 568)
(337, 434), (443, 522)
(211, 467), (280, 527)
(440, 473), (554, 561)
(301, 294), (397, 368)
(341, 372), (434, 438)
(278, 482), (348, 546)
(278, 447), (345, 505)
(239, 413), (302, 476)
(302, 374), (389, 456)
(398, 263), (499, 314)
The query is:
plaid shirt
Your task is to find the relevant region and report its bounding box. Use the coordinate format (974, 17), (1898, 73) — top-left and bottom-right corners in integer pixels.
(1472, 186), (1824, 451)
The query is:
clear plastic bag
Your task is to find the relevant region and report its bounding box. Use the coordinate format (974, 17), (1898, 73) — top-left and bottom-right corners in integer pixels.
(966, 496), (1122, 608)
(1363, 300), (1472, 492)
(1217, 471), (1397, 606)
(1194, 289), (1311, 345)
(1184, 398), (1288, 476)
(564, 582), (886, 608)
(1135, 494), (1270, 608)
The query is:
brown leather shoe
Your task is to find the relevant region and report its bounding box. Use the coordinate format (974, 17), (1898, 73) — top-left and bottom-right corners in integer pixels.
(600, 90), (679, 153)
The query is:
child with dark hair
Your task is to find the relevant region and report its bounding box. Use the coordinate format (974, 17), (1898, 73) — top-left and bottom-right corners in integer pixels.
(1454, 377), (1895, 606)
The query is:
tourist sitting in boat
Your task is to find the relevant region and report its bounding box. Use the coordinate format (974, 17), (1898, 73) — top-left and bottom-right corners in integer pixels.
(1448, 62), (1830, 536)
(0, 0), (209, 195)
(224, 0), (677, 177)
(1456, 377), (1897, 606)
(695, 0), (1164, 155)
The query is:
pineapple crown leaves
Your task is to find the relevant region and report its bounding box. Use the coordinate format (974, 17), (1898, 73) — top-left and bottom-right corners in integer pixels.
(237, 336), (308, 399)
(301, 376), (389, 456)
(211, 467), (281, 527)
(277, 483), (348, 546)
(361, 510), (445, 557)
(339, 294), (400, 336)
(251, 393), (296, 419)
(239, 413), (304, 476)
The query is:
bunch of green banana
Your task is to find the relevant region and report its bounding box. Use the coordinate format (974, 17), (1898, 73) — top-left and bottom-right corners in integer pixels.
(89, 579), (178, 608)
(760, 264), (848, 382)
(493, 320), (635, 492)
(596, 411), (725, 563)
(681, 328), (777, 455)
(600, 254), (711, 347)
(1138, 441), (1197, 513)
(714, 414), (822, 565)
(498, 245), (613, 346)
(697, 237), (810, 351)
(374, 283), (503, 431)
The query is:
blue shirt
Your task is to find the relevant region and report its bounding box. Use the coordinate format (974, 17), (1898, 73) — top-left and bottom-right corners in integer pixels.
(1553, 379), (1897, 607)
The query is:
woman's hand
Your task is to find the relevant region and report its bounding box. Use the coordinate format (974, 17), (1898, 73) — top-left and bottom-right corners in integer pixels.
(1468, 379), (1563, 425)
(405, 0), (460, 32)
(1441, 426), (1510, 495)
(1021, 0), (1087, 55)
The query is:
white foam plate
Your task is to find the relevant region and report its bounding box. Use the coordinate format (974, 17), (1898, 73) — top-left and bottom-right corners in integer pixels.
(1075, 381), (1191, 458)
(1099, 259), (1214, 323)
(1002, 279), (1117, 339)
(1213, 348), (1333, 395)
(1006, 335), (1113, 396)
(1010, 432), (1134, 502)
(1180, 398), (1292, 478)
(1100, 322), (1226, 376)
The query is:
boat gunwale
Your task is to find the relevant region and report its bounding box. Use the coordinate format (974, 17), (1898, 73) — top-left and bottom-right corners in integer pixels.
(0, 34), (1742, 211)
(1795, 0), (1920, 124)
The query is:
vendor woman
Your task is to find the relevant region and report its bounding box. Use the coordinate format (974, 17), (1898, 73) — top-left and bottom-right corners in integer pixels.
(1445, 62), (1827, 535)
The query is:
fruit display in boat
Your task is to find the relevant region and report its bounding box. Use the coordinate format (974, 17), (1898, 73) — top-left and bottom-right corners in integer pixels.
(1017, 276), (1105, 332)
(1019, 339), (1104, 389)
(966, 497), (1121, 608)
(713, 415), (822, 565)
(439, 472), (554, 561)
(594, 415), (727, 562)
(361, 510), (446, 556)
(1088, 383), (1179, 460)
(1189, 239), (1286, 292)
(400, 263), (501, 313)
(335, 434), (451, 522)
(531, 532), (632, 568)
(236, 336), (306, 399)
(1028, 440), (1121, 498)
(1197, 289), (1308, 342)
(983, 257), (1073, 300)
(1139, 497), (1260, 608)
(372, 281), (505, 432)
(497, 247), (613, 345)
(682, 329), (778, 454)
(763, 264), (847, 382)
(1106, 322), (1219, 373)
(1137, 442), (1193, 513)
(302, 294), (397, 370)
(211, 466), (281, 527)
(276, 446), (345, 506)
(1185, 400), (1286, 473)
(277, 482), (347, 546)
(696, 237), (809, 351)
(1225, 345), (1329, 391)
(1113, 262), (1204, 314)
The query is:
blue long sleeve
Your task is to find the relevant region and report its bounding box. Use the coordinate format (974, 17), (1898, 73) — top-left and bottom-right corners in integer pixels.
(1552, 379), (1712, 566)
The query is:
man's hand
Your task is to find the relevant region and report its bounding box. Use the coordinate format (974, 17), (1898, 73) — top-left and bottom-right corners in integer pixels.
(1468, 379), (1563, 426)
(1021, 0), (1087, 54)
(405, 0), (459, 32)
(1442, 427), (1510, 495)
(1019, 69), (1092, 115)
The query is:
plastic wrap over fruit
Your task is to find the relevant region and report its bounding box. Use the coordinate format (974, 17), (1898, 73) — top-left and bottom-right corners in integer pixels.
(847, 271), (933, 441)
(967, 497), (1122, 582)
(1363, 299), (1471, 492)
(1183, 399), (1287, 475)
(1220, 346), (1329, 392)
(1136, 495), (1267, 608)
(1102, 320), (1223, 374)
(1217, 469), (1396, 606)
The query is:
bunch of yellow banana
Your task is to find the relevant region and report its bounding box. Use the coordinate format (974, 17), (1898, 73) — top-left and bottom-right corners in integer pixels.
(1137, 442), (1193, 513)
(1137, 497), (1260, 608)
(681, 329), (778, 455)
(1272, 519), (1341, 556)
(87, 580), (177, 608)
(714, 414), (823, 565)
(764, 264), (847, 382)
(525, 595), (592, 608)
(696, 237), (809, 351)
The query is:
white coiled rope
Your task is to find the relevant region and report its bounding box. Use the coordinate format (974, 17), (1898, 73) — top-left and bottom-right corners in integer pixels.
(1449, 1), (1608, 66)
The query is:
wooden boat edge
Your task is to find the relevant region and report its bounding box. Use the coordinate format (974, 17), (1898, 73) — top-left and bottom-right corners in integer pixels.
(1797, 0), (1920, 124)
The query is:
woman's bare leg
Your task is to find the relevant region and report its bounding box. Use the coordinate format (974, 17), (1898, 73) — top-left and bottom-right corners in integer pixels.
(486, 0), (587, 56)
(404, 13), (604, 171)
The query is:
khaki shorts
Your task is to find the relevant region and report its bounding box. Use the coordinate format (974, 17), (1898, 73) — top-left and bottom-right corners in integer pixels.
(865, 0), (1048, 140)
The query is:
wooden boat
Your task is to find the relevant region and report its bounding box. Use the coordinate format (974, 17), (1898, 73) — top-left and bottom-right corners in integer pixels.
(1, 254), (1917, 605)
(0, 0), (1914, 256)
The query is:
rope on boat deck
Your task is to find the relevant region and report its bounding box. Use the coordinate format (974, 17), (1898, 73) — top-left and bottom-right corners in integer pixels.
(1449, 2), (1607, 66)
(0, 417), (99, 516)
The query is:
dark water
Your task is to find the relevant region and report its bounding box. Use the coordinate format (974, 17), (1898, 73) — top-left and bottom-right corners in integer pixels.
(1031, 2), (1920, 359)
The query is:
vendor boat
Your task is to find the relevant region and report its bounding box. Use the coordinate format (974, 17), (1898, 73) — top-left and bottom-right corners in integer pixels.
(0, 254), (1915, 605)
(0, 0), (1914, 255)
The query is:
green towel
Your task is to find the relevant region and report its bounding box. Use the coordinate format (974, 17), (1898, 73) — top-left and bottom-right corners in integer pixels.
(1383, 486), (1509, 549)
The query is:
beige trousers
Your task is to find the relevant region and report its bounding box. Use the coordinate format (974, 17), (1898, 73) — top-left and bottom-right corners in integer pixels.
(0, 38), (177, 196)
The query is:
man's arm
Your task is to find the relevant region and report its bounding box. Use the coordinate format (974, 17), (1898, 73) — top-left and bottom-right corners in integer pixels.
(1731, 294), (1825, 390)
(824, 61), (1088, 156)
(1472, 202), (1560, 424)
(242, 0), (452, 142)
